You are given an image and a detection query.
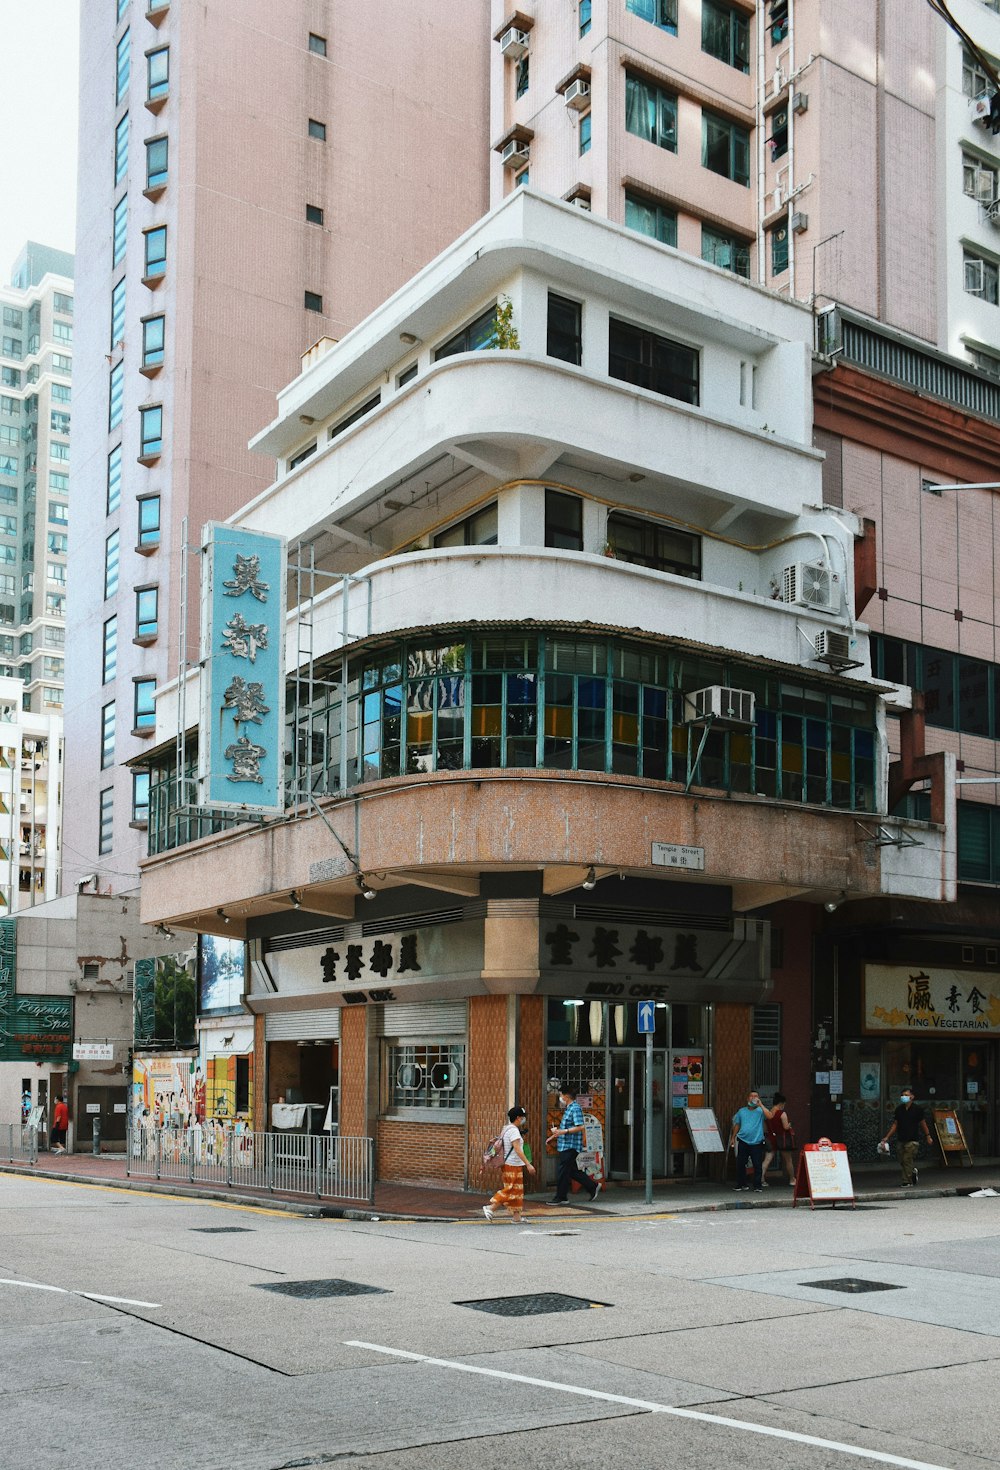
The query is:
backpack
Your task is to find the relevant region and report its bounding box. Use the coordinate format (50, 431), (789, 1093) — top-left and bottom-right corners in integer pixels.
(482, 1131), (512, 1167)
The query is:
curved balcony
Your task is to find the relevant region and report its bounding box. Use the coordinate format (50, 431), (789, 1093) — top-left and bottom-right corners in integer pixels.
(139, 764), (951, 937)
(306, 545), (864, 677)
(240, 352), (824, 545)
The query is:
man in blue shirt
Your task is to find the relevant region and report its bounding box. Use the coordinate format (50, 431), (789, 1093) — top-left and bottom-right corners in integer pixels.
(547, 1084), (601, 1204)
(730, 1090), (782, 1192)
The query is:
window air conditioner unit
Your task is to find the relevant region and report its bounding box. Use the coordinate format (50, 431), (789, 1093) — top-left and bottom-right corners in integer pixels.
(500, 138), (530, 169)
(782, 560), (837, 611)
(813, 629), (853, 666)
(790, 210), (808, 234)
(571, 195), (592, 210)
(499, 27), (529, 60)
(792, 91), (809, 115)
(564, 79), (591, 110)
(686, 685), (756, 727)
(971, 92), (992, 125)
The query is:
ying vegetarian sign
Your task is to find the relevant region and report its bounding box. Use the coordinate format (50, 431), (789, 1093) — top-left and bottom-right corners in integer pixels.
(864, 963), (1000, 1036)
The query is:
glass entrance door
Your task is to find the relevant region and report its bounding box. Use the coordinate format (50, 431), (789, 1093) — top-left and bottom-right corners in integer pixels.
(608, 1049), (667, 1179)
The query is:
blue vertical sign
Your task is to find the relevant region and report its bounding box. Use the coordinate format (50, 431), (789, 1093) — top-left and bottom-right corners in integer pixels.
(199, 522), (286, 814)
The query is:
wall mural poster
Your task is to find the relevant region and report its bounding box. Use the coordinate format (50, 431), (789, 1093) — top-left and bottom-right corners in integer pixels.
(132, 1055), (196, 1128)
(859, 1061), (881, 1100)
(199, 934), (246, 1013)
(133, 948), (197, 1048)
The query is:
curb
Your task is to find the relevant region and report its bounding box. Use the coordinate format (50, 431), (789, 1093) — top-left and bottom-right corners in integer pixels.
(3, 1161), (997, 1222)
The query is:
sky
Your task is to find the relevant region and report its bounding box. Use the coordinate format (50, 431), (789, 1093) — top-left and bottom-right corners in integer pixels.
(0, 2), (80, 283)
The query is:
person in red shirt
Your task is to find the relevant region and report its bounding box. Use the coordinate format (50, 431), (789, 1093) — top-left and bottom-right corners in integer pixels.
(51, 1096), (69, 1154)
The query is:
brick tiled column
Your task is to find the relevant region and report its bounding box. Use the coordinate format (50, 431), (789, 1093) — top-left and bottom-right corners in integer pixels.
(468, 993), (510, 1191)
(518, 994), (545, 1181)
(714, 1002), (752, 1181)
(339, 1006), (368, 1139)
(253, 1013), (265, 1128)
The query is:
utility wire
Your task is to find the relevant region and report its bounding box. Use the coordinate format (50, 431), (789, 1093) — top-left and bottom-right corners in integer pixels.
(926, 0), (1000, 97)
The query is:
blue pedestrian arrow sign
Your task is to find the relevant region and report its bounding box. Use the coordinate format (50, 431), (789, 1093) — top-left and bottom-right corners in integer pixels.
(637, 1001), (655, 1033)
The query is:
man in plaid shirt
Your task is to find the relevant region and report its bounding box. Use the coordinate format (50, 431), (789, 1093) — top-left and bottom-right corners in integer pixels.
(547, 1084), (601, 1204)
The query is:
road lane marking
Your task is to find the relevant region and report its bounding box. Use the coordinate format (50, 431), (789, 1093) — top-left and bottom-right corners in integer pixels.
(3, 1173), (296, 1218)
(0, 1276), (161, 1309)
(79, 1292), (162, 1307)
(345, 1341), (950, 1470)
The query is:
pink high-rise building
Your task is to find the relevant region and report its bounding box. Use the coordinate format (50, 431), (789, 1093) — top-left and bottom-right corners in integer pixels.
(66, 0), (492, 891)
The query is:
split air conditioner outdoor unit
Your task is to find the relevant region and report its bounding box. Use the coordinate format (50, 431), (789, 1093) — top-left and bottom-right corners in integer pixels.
(792, 91), (809, 115)
(782, 560), (837, 611)
(813, 629), (853, 666)
(790, 210), (809, 234)
(499, 27), (530, 60)
(500, 138), (530, 169)
(564, 79), (591, 110)
(686, 685), (756, 727)
(971, 92), (992, 125)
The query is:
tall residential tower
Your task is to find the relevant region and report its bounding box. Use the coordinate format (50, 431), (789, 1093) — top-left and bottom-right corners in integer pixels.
(66, 0), (492, 894)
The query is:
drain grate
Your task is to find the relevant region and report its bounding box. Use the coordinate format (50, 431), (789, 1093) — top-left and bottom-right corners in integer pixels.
(255, 1279), (389, 1299)
(191, 1227), (254, 1234)
(456, 1292), (608, 1317)
(802, 1277), (904, 1294)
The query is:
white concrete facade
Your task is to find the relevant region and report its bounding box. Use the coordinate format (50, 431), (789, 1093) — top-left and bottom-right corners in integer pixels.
(146, 193), (953, 916)
(0, 674), (63, 912)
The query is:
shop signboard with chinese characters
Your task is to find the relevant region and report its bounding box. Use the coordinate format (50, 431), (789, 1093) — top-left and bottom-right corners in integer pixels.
(864, 964), (1000, 1036)
(537, 915), (770, 1003)
(252, 921), (487, 1010)
(199, 522), (286, 814)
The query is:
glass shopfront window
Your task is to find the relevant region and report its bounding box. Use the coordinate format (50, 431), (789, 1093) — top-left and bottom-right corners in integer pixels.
(148, 629), (880, 855)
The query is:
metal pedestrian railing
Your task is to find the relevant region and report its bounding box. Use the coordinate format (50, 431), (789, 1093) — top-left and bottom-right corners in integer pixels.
(126, 1124), (375, 1204)
(2, 1123), (38, 1164)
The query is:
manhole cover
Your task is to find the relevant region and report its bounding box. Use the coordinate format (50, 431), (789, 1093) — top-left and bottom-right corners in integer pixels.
(456, 1292), (608, 1316)
(255, 1279), (389, 1299)
(802, 1278), (904, 1294)
(191, 1227), (254, 1234)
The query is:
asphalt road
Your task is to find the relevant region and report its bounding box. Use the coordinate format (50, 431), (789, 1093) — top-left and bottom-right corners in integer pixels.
(2, 1175), (999, 1469)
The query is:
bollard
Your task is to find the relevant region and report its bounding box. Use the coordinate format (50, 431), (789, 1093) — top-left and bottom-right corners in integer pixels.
(92, 1114), (101, 1156)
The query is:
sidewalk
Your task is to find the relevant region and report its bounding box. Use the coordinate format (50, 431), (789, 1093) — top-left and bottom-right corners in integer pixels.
(4, 1150), (1000, 1220)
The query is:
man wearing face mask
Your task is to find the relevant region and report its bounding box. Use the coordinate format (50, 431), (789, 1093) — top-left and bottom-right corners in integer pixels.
(729, 1090), (783, 1192)
(880, 1088), (932, 1187)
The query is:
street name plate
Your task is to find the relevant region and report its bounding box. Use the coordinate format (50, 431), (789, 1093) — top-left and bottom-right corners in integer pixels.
(651, 843), (704, 871)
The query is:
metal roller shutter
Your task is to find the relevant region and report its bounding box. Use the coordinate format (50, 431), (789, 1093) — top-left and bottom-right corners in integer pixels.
(265, 1008), (340, 1041)
(377, 1001), (467, 1036)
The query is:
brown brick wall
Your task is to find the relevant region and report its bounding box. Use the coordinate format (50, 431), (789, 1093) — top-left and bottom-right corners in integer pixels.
(714, 1002), (752, 1179)
(376, 1120), (465, 1184)
(253, 1014), (266, 1125)
(518, 994), (544, 1181)
(467, 993), (511, 1191)
(339, 1007), (368, 1138)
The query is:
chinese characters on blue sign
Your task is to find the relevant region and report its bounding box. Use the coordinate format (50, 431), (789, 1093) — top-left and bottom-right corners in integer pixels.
(199, 525), (286, 813)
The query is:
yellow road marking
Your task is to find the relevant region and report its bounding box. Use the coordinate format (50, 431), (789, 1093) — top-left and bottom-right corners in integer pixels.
(4, 1174), (297, 1219)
